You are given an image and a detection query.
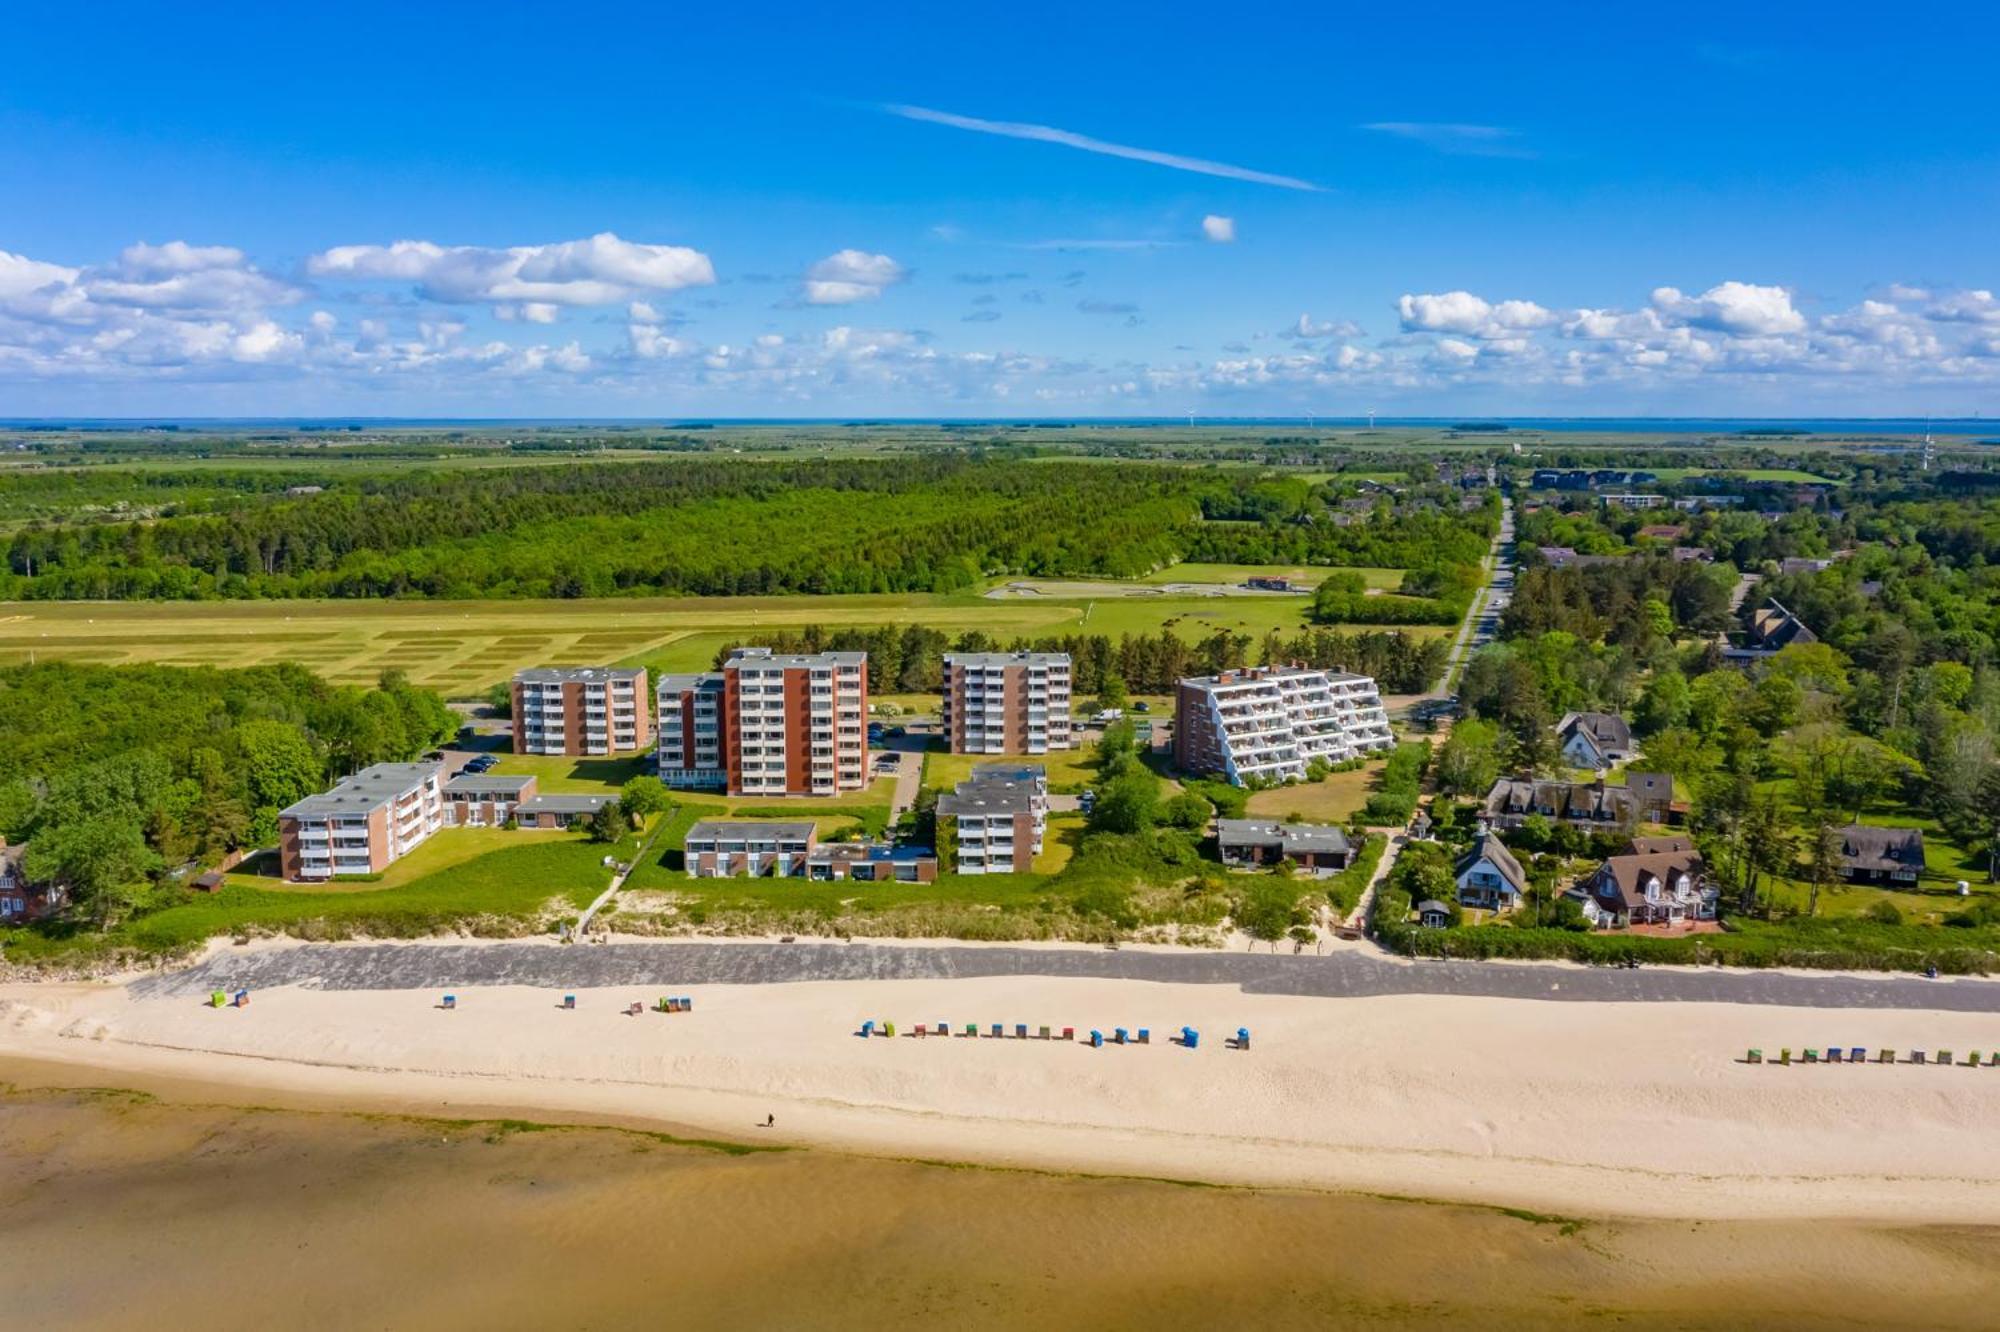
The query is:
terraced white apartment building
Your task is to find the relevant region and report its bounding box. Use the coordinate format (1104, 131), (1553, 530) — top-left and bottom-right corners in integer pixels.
(1173, 665), (1394, 786)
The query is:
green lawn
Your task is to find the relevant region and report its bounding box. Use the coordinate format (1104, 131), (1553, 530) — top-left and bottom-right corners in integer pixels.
(5, 836), (624, 963)
(922, 746), (1102, 795)
(1243, 761), (1384, 824)
(490, 750), (652, 793)
(1140, 563), (1404, 589)
(1652, 468), (1840, 484)
(222, 825), (576, 892)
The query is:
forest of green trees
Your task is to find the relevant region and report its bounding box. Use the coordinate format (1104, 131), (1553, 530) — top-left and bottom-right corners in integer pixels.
(0, 663), (457, 926)
(0, 458), (1499, 601)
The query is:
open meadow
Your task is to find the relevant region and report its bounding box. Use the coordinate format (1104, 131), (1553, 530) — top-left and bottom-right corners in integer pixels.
(0, 583), (1443, 697)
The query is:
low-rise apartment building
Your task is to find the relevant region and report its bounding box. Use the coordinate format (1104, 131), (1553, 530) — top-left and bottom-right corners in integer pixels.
(278, 761), (446, 882)
(512, 667), (650, 756)
(935, 763), (1048, 875)
(442, 773), (536, 826)
(657, 647), (870, 796)
(1173, 664), (1393, 786)
(683, 819), (938, 882)
(940, 651), (1073, 754)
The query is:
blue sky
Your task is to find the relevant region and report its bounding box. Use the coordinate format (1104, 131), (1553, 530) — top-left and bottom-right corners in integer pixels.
(2, 0), (1997, 416)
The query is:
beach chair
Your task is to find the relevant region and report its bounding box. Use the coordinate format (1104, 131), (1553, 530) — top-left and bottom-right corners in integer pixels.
(1849, 1047), (1865, 1063)
(1779, 1049), (1791, 1065)
(1182, 1026), (1199, 1050)
(884, 1022), (895, 1038)
(1826, 1047), (1842, 1064)
(1114, 1028), (1127, 1045)
(1136, 1029), (1149, 1045)
(1746, 1049), (1762, 1064)
(1965, 1051), (1982, 1067)
(1988, 1052), (2000, 1067)
(964, 1023), (977, 1038)
(1937, 1050), (1953, 1066)
(1061, 1027), (1074, 1041)
(1877, 1049), (1894, 1063)
(681, 997), (694, 1012)
(1237, 1027), (1252, 1051)
(991, 1023), (1003, 1038)
(1910, 1049), (1926, 1064)
(915, 1024), (928, 1038)
(1016, 1023), (1028, 1039)
(442, 994), (457, 1011)
(234, 990), (250, 1008)
(1089, 1030), (1103, 1048)
(1803, 1048), (1819, 1063)
(210, 991), (226, 1008)
(860, 1020), (874, 1038)
(626, 1002), (643, 1017)
(1038, 1025), (1050, 1040)
(939, 1022), (949, 1037)
(563, 994), (576, 1010)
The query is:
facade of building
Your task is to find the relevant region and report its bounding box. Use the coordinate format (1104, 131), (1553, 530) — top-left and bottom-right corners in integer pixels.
(940, 652), (1073, 754)
(442, 773), (537, 826)
(512, 667), (650, 756)
(684, 819), (939, 882)
(656, 647), (870, 796)
(1574, 844), (1716, 927)
(0, 844), (57, 923)
(278, 761), (446, 882)
(1454, 832), (1529, 911)
(513, 794), (613, 829)
(1173, 665), (1393, 786)
(1216, 819), (1352, 875)
(936, 764), (1049, 875)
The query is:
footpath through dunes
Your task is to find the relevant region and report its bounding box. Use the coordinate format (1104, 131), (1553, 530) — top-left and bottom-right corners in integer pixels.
(130, 938), (2000, 1011)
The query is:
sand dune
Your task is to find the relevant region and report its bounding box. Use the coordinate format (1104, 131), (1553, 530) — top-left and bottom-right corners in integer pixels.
(5, 946), (2000, 1225)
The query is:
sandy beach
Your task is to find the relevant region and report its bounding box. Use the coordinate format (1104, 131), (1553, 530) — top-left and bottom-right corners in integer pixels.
(6, 937), (2000, 1226)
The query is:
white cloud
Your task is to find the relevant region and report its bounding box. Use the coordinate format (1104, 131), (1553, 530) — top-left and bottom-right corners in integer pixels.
(1361, 123), (1532, 158)
(1650, 281), (1804, 335)
(308, 232), (715, 306)
(1201, 215), (1236, 243)
(1926, 290), (2000, 325)
(802, 250), (907, 305)
(628, 300), (661, 323)
(495, 302), (560, 324)
(884, 104), (1325, 192)
(1280, 314), (1363, 340)
(1398, 291), (1556, 337)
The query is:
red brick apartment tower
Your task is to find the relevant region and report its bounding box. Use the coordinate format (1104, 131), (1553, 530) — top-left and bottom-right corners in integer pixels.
(512, 667), (650, 755)
(658, 648), (868, 796)
(940, 651), (1073, 754)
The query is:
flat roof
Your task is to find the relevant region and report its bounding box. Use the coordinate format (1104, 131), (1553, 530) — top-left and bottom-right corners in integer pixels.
(1180, 667), (1376, 691)
(686, 819), (817, 841)
(724, 647), (867, 669)
(282, 761), (442, 819)
(1216, 818), (1352, 855)
(444, 774), (535, 795)
(515, 666), (645, 684)
(514, 794), (613, 815)
(945, 651), (1071, 668)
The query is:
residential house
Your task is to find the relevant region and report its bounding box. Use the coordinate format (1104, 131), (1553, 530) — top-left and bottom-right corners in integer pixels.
(0, 844), (58, 923)
(1834, 825), (1925, 885)
(442, 774), (537, 827)
(512, 794), (612, 830)
(1557, 711), (1634, 768)
(1483, 777), (1641, 830)
(512, 667), (650, 756)
(1670, 546), (1713, 563)
(1730, 599), (1817, 661)
(1415, 899), (1453, 929)
(1574, 844), (1716, 927)
(1622, 771), (1684, 825)
(1216, 819), (1353, 875)
(1779, 557), (1836, 576)
(685, 820), (817, 877)
(1245, 575), (1297, 591)
(1455, 832), (1529, 912)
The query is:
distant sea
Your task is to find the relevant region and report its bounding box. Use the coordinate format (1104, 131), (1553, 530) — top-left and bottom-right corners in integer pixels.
(0, 415), (1992, 437)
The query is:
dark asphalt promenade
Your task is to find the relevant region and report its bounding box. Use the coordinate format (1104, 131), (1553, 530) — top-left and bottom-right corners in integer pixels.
(129, 940), (2000, 1013)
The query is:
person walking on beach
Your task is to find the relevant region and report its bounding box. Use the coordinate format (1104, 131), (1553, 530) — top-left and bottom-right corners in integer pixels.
(764, 1113), (775, 1128)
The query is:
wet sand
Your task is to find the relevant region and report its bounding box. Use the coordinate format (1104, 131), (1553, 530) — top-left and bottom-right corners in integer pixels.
(5, 1057), (1999, 1331)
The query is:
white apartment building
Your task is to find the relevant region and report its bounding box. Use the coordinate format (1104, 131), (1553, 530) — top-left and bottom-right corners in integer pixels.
(1173, 665), (1394, 786)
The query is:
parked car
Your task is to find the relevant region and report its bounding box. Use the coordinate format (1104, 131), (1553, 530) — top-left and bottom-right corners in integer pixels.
(1132, 701), (1151, 713)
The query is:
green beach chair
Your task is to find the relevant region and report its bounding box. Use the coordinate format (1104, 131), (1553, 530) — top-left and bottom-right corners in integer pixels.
(1779, 1048), (1791, 1065)
(210, 991), (226, 1008)
(1803, 1048), (1819, 1063)
(1746, 1049), (1762, 1064)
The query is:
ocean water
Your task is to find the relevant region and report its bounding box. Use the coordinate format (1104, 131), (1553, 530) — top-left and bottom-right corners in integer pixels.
(4, 1066), (1997, 1330)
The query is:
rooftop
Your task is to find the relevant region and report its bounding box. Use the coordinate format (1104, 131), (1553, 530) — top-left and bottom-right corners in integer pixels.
(686, 819), (818, 842)
(514, 794), (614, 816)
(725, 646), (867, 669)
(946, 651), (1071, 669)
(1217, 819), (1352, 856)
(281, 761), (442, 819)
(515, 666), (645, 685)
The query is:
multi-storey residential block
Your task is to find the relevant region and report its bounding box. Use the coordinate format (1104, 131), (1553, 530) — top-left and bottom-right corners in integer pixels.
(935, 763), (1048, 875)
(656, 647), (869, 796)
(442, 773), (536, 826)
(683, 818), (938, 882)
(512, 667), (650, 756)
(1173, 664), (1394, 786)
(278, 761), (446, 882)
(940, 651), (1073, 754)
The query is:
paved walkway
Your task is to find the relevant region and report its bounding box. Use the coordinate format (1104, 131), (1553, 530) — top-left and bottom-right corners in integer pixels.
(131, 940), (2000, 1012)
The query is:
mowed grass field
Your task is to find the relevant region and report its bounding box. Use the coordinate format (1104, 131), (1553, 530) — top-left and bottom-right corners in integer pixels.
(0, 579), (1446, 697)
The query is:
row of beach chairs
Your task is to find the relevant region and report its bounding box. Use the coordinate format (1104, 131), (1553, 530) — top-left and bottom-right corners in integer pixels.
(858, 1021), (1251, 1050)
(1746, 1047), (2000, 1066)
(431, 994), (696, 1013)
